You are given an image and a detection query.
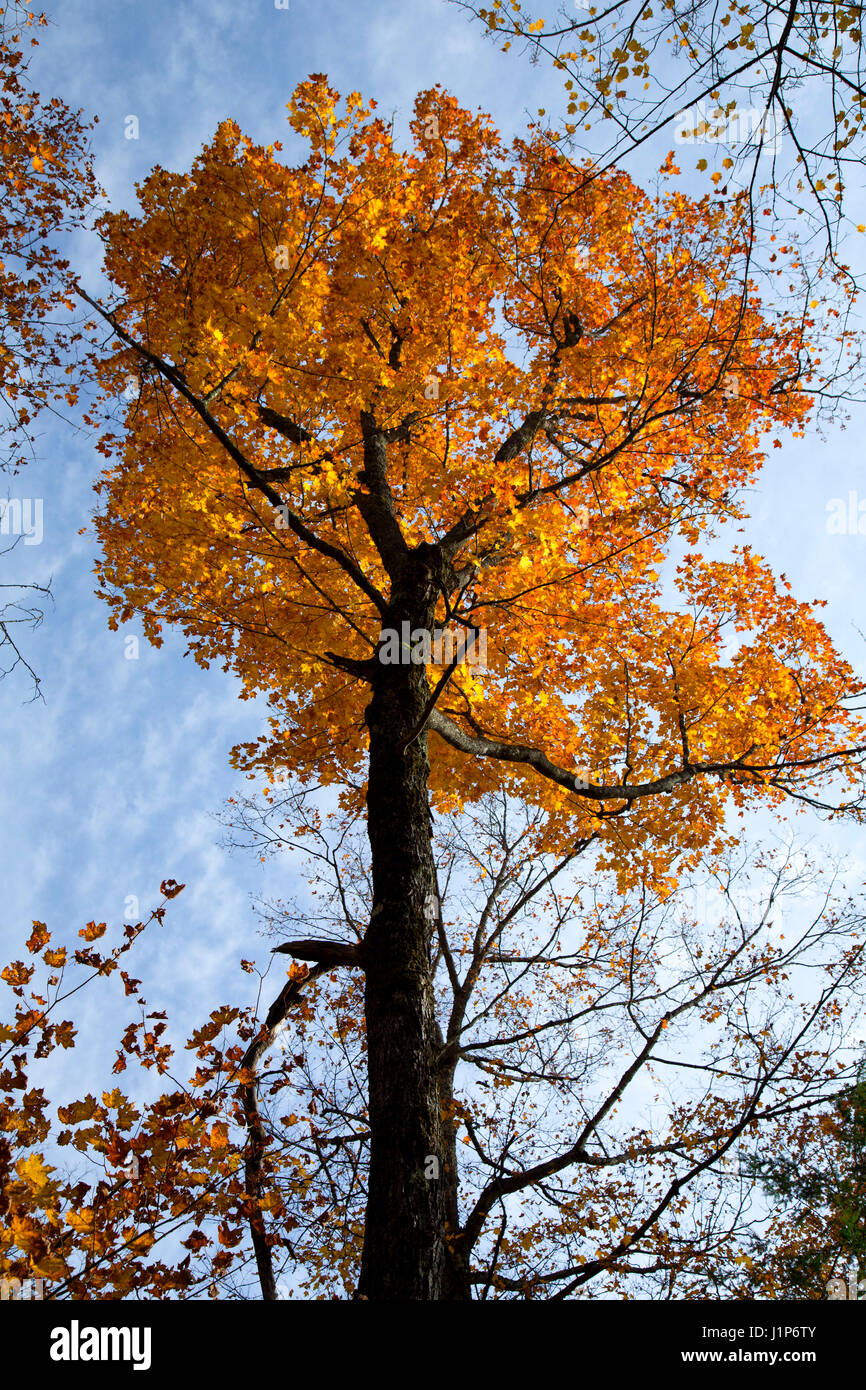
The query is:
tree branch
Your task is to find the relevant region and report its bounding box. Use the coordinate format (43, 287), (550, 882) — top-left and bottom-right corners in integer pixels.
(77, 287), (388, 617)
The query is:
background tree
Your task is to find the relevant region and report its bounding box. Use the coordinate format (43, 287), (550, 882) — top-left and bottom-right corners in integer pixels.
(0, 884), (315, 1300)
(454, 0), (866, 433)
(729, 1056), (866, 1298)
(0, 3), (97, 695)
(453, 1), (866, 290)
(76, 78), (866, 1299)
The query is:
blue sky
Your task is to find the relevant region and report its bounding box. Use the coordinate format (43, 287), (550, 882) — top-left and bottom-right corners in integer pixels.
(0, 0), (556, 1094)
(3, 0), (866, 1170)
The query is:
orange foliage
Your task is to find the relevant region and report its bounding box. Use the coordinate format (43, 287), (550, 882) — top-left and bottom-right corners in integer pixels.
(86, 79), (864, 895)
(0, 7), (97, 467)
(0, 895), (302, 1298)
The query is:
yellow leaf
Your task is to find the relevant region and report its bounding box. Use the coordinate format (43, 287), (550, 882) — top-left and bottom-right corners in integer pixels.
(18, 1152), (53, 1186)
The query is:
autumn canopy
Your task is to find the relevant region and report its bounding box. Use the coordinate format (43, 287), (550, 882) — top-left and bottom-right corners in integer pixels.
(87, 78), (862, 893)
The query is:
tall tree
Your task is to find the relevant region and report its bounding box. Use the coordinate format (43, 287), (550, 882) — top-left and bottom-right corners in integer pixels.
(77, 79), (866, 1299)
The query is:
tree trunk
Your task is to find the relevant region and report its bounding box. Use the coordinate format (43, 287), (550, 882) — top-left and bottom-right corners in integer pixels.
(357, 569), (455, 1299)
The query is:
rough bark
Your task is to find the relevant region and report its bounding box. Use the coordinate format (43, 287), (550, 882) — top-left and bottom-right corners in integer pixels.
(356, 554), (463, 1300)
